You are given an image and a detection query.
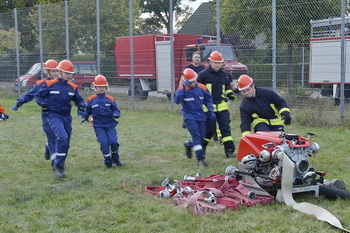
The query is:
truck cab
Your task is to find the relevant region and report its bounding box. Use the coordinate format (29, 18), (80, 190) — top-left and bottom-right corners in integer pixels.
(182, 42), (248, 85)
(13, 61), (97, 92)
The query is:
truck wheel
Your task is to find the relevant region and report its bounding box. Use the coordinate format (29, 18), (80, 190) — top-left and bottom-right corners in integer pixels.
(80, 83), (92, 92)
(129, 83), (148, 100)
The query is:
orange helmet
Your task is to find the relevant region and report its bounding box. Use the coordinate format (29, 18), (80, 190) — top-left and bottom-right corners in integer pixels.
(93, 75), (108, 86)
(238, 74), (253, 91)
(57, 60), (74, 74)
(183, 68), (198, 82)
(209, 51), (224, 62)
(44, 59), (58, 70)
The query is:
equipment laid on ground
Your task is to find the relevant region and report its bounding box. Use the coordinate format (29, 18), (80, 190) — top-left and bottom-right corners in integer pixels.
(144, 131), (349, 231)
(234, 131), (349, 199)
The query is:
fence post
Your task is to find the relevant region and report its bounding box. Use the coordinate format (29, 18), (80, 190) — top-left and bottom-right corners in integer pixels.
(340, 0), (346, 123)
(14, 8), (21, 95)
(96, 0), (101, 74)
(301, 46), (305, 87)
(65, 1), (70, 59)
(129, 0), (135, 110)
(216, 0), (220, 46)
(39, 5), (44, 79)
(272, 0), (276, 91)
(170, 0), (175, 112)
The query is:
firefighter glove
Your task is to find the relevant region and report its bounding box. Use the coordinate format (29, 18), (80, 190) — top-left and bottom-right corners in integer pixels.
(77, 106), (86, 117)
(12, 103), (21, 111)
(41, 103), (49, 113)
(209, 112), (216, 120)
(1, 114), (9, 120)
(113, 111), (120, 119)
(281, 111), (291, 125)
(183, 80), (190, 86)
(80, 117), (89, 124)
(227, 92), (235, 100)
(233, 88), (240, 94)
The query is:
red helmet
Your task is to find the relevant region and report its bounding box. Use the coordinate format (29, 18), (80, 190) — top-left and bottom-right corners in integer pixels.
(209, 51), (224, 62)
(93, 75), (108, 86)
(183, 68), (198, 82)
(238, 74), (253, 91)
(44, 59), (58, 70)
(57, 60), (74, 74)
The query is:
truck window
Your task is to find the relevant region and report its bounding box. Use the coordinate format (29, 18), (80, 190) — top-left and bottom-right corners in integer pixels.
(185, 48), (197, 62)
(74, 64), (97, 74)
(201, 45), (236, 61)
(25, 63), (41, 75)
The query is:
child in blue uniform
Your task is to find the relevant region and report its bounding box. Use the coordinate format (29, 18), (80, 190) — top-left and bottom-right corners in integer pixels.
(35, 60), (86, 178)
(83, 75), (123, 169)
(175, 68), (214, 167)
(0, 105), (9, 121)
(12, 59), (60, 160)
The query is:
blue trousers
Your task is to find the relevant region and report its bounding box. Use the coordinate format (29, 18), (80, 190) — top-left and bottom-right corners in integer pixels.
(49, 113), (72, 167)
(42, 113), (56, 157)
(184, 119), (205, 161)
(94, 126), (119, 164)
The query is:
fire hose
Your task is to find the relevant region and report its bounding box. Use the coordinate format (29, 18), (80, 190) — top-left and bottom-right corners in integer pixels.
(278, 152), (350, 232)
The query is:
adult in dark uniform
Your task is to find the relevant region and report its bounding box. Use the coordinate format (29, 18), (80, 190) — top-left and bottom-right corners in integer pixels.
(197, 51), (236, 158)
(238, 74), (291, 137)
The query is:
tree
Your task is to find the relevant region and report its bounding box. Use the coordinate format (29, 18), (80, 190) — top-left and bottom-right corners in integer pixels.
(26, 0), (139, 56)
(0, 28), (21, 56)
(221, 0), (342, 46)
(221, 0), (344, 89)
(139, 0), (195, 34)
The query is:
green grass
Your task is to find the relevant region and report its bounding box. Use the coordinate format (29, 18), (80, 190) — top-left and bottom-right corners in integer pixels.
(0, 97), (350, 233)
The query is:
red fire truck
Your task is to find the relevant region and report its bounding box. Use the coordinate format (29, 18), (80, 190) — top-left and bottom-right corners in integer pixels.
(114, 34), (248, 100)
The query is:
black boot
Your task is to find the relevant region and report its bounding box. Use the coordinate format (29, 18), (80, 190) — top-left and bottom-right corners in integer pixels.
(202, 140), (209, 157)
(183, 142), (192, 159)
(224, 141), (236, 158)
(198, 159), (208, 167)
(112, 152), (124, 167)
(53, 164), (66, 178)
(44, 143), (50, 160)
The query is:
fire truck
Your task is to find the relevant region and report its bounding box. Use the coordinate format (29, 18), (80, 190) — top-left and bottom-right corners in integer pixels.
(309, 17), (350, 104)
(114, 34), (248, 100)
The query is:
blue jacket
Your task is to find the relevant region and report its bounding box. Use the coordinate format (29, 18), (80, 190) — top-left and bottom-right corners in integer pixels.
(184, 64), (205, 74)
(35, 78), (85, 116)
(240, 87), (290, 134)
(86, 93), (120, 128)
(175, 83), (214, 121)
(17, 77), (51, 104)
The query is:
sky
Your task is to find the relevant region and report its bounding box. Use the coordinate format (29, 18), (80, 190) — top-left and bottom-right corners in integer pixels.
(185, 0), (211, 12)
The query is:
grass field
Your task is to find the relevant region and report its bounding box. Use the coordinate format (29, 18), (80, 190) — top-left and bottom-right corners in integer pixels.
(1, 95), (350, 233)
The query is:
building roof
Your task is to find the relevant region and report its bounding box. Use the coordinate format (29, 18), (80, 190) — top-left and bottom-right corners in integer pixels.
(178, 2), (216, 35)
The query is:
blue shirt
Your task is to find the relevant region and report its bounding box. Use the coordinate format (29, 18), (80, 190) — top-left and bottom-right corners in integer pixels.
(35, 78), (85, 116)
(17, 77), (51, 104)
(175, 83), (214, 121)
(86, 93), (120, 128)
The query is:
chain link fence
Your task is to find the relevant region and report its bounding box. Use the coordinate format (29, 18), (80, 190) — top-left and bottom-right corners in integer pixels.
(0, 0), (349, 124)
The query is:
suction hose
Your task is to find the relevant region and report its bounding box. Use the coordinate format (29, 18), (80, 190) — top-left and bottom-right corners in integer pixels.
(319, 185), (350, 200)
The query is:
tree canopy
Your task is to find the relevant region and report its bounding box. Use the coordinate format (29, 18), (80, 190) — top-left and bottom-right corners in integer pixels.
(0, 0), (140, 56)
(221, 0), (343, 46)
(139, 0), (195, 34)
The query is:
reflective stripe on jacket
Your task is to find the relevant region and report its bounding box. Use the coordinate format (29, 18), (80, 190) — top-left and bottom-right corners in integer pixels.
(240, 87), (290, 134)
(197, 66), (233, 112)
